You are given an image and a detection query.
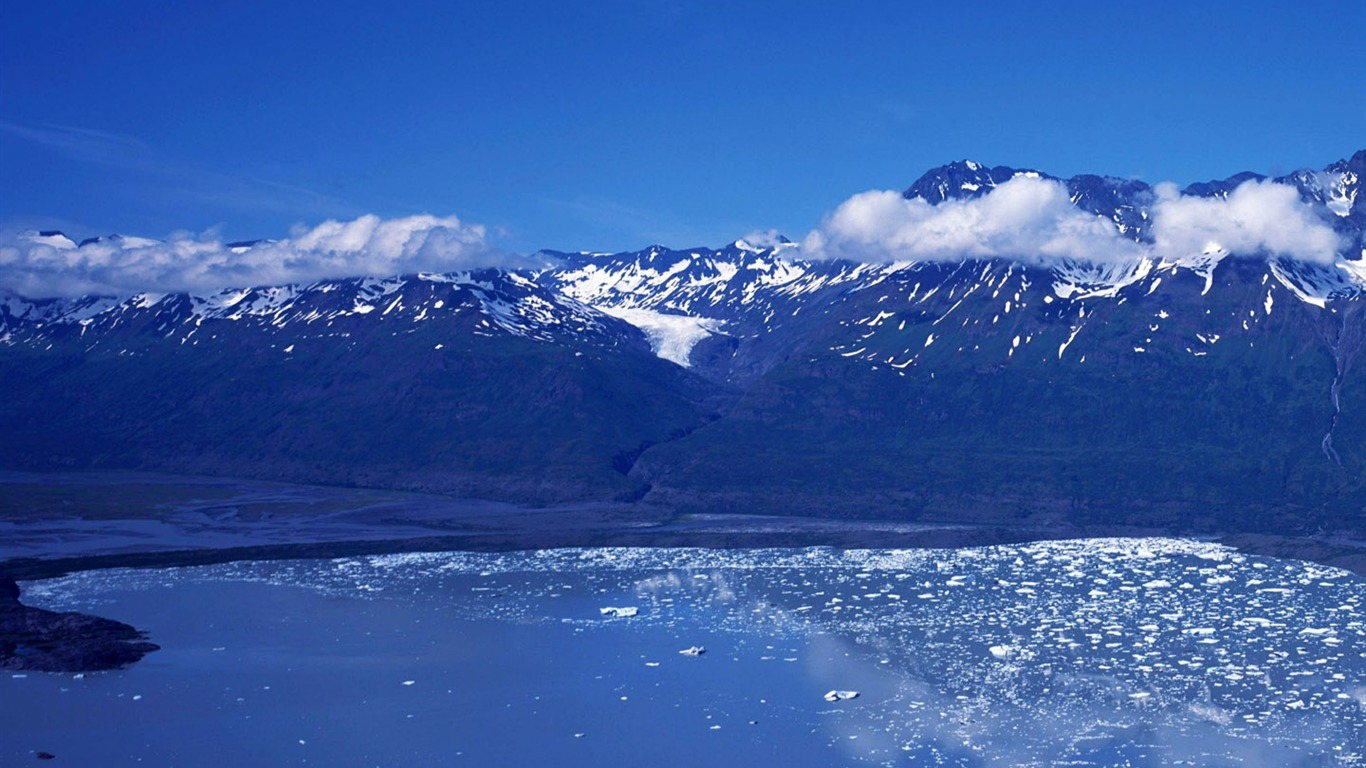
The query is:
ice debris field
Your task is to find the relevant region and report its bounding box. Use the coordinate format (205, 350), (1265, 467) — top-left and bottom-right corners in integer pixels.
(13, 537), (1366, 767)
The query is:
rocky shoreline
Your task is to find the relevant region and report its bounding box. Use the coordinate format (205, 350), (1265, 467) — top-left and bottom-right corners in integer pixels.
(0, 575), (158, 673)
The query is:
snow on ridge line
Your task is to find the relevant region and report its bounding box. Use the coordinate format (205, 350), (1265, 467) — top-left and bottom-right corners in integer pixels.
(2, 271), (618, 346)
(10, 244), (1366, 338)
(560, 241), (1366, 319)
(1266, 258), (1366, 309)
(552, 243), (812, 314)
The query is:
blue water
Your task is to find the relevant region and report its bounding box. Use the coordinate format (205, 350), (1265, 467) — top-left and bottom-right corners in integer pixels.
(4, 539), (1365, 766)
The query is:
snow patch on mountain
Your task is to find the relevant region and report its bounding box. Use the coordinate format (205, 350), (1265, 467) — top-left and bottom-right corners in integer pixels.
(548, 243), (817, 321)
(4, 152), (1364, 364)
(1267, 259), (1366, 309)
(1052, 258), (1156, 300)
(25, 231), (77, 250)
(0, 271), (622, 349)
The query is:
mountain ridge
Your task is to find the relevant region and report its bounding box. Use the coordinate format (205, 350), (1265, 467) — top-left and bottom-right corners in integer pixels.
(2, 152), (1364, 538)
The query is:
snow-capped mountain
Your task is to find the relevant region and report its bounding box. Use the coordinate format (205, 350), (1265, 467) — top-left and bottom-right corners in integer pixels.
(3, 270), (636, 350)
(3, 152), (1366, 534)
(7, 150), (1362, 376)
(536, 151), (1363, 383)
(0, 265), (722, 503)
(539, 239), (882, 376)
(900, 161), (1155, 238)
(903, 159), (1032, 203)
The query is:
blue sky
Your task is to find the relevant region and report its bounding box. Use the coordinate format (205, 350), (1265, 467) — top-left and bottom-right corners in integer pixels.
(2, 0), (1362, 254)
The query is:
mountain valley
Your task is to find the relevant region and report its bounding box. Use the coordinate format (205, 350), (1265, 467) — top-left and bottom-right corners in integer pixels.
(4, 151), (1364, 541)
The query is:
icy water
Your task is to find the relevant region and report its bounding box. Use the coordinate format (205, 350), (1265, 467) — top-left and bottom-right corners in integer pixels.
(4, 538), (1366, 767)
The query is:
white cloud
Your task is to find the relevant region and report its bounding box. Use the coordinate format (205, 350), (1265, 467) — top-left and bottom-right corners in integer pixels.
(738, 228), (791, 248)
(802, 177), (1145, 264)
(1149, 180), (1344, 264)
(0, 214), (544, 298)
(802, 176), (1346, 267)
(2, 178), (1349, 300)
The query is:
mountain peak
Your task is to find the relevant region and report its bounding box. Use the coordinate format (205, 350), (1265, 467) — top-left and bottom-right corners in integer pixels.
(1181, 171), (1267, 199)
(903, 160), (1049, 204)
(21, 230), (77, 250)
(74, 234), (163, 249)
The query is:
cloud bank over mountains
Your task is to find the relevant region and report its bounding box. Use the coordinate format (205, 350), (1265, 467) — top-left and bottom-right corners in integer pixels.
(802, 177), (1146, 264)
(0, 214), (538, 298)
(803, 176), (1346, 266)
(1147, 180), (1344, 265)
(0, 174), (1350, 298)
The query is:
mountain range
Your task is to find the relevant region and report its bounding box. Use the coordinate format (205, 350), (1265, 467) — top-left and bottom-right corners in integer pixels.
(3, 151), (1364, 539)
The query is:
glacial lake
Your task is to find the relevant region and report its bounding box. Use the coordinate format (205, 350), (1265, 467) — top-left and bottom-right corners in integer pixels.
(4, 538), (1365, 767)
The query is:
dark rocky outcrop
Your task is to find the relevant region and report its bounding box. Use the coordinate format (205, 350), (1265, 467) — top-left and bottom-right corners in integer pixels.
(0, 574), (158, 673)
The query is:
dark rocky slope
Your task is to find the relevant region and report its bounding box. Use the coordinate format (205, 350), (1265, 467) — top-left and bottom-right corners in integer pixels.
(0, 575), (157, 673)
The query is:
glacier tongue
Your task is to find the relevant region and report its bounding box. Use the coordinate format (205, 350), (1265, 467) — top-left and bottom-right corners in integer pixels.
(598, 306), (723, 367)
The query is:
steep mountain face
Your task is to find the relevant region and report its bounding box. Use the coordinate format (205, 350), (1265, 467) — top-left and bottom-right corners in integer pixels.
(573, 153), (1362, 530)
(3, 151), (1365, 535)
(900, 161), (1156, 237)
(1286, 150), (1366, 252)
(539, 240), (887, 384)
(0, 272), (728, 502)
(632, 256), (1366, 532)
(903, 160), (1033, 203)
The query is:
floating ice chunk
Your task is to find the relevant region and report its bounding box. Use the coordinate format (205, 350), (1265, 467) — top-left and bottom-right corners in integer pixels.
(679, 646), (706, 656)
(989, 644), (1014, 659)
(824, 690), (860, 702)
(599, 606), (639, 618)
(402, 680), (416, 686)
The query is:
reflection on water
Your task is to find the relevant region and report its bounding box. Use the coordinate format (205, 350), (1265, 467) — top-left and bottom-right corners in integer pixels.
(4, 538), (1365, 766)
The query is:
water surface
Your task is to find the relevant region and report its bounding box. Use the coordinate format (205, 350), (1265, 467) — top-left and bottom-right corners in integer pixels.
(4, 538), (1365, 766)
